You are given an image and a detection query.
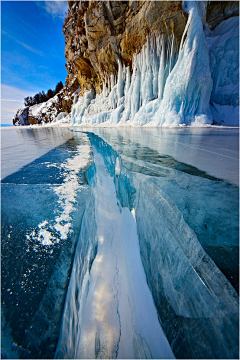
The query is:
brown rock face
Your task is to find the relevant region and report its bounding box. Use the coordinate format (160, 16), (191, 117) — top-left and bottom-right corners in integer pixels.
(63, 1), (187, 95)
(63, 1), (239, 100)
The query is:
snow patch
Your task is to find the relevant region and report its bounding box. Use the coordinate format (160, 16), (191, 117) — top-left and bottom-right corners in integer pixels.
(210, 102), (239, 126)
(26, 136), (92, 246)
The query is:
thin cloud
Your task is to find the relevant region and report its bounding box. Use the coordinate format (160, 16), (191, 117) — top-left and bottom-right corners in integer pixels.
(1, 84), (32, 102)
(1, 84), (37, 125)
(1, 99), (23, 102)
(36, 1), (68, 20)
(2, 31), (44, 56)
(15, 39), (44, 56)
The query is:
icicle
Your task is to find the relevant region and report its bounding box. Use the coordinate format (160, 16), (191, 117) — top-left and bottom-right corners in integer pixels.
(106, 76), (109, 96)
(168, 34), (175, 74)
(152, 35), (160, 98)
(122, 65), (126, 81)
(108, 76), (111, 94)
(117, 60), (124, 101)
(110, 74), (115, 91)
(158, 38), (165, 99)
(102, 78), (107, 98)
(124, 67), (130, 96)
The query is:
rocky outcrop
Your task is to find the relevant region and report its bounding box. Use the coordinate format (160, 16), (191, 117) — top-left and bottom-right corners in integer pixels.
(13, 106), (29, 126)
(63, 1), (239, 98)
(13, 78), (79, 126)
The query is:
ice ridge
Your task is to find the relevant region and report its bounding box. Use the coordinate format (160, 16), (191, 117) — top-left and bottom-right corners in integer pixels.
(55, 141), (174, 359)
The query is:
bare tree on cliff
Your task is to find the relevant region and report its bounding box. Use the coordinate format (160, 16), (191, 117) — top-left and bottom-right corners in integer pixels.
(55, 81), (63, 94)
(47, 89), (54, 99)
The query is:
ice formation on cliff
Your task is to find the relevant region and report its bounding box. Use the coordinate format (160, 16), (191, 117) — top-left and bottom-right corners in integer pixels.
(71, 1), (215, 126)
(69, 0), (239, 127)
(206, 16), (239, 125)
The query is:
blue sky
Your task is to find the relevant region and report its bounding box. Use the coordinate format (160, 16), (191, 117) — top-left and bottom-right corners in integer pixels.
(1, 1), (68, 124)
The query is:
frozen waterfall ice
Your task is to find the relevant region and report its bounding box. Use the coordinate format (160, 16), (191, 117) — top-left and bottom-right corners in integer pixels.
(152, 1), (213, 125)
(206, 16), (239, 125)
(69, 0), (228, 127)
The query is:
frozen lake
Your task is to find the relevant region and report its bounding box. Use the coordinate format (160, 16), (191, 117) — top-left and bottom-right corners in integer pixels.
(2, 126), (239, 185)
(1, 126), (239, 359)
(1, 127), (73, 179)
(79, 127), (239, 186)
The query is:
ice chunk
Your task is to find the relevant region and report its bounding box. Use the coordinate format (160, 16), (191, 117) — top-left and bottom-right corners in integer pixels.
(206, 16), (239, 125)
(71, 89), (95, 124)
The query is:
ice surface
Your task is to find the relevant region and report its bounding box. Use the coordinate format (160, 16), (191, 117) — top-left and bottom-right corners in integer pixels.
(82, 127), (239, 186)
(1, 127), (73, 179)
(1, 132), (92, 358)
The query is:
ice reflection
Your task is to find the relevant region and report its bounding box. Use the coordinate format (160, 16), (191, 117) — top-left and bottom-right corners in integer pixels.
(81, 127), (239, 185)
(1, 127), (73, 179)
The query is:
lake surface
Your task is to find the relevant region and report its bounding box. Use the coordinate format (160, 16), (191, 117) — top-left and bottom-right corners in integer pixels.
(1, 126), (239, 359)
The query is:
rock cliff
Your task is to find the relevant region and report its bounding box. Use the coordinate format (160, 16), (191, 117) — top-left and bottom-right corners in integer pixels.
(63, 0), (238, 94)
(63, 1), (186, 95)
(13, 1), (239, 125)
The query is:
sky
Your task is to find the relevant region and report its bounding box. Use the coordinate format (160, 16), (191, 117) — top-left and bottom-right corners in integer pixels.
(1, 1), (68, 124)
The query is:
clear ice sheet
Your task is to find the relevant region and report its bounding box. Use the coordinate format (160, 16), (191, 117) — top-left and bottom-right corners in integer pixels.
(1, 127), (73, 179)
(84, 127), (239, 186)
(1, 133), (92, 358)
